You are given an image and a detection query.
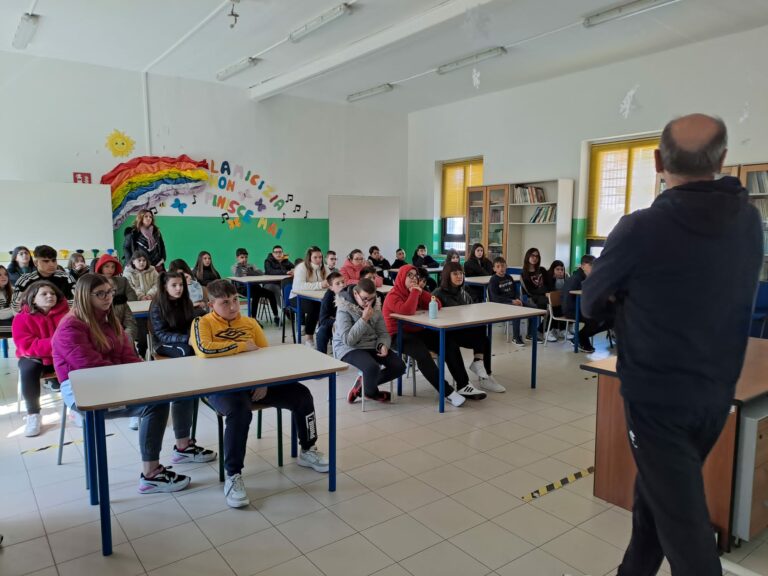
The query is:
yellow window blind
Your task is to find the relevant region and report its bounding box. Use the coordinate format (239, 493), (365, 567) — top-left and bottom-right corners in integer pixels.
(441, 159), (483, 218)
(588, 137), (659, 239)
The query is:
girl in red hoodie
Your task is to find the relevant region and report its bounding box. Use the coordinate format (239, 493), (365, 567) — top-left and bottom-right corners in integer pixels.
(12, 280), (69, 436)
(341, 249), (384, 287)
(382, 265), (485, 407)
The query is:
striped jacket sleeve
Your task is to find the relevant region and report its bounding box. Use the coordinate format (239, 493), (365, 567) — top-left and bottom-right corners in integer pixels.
(189, 316), (247, 358)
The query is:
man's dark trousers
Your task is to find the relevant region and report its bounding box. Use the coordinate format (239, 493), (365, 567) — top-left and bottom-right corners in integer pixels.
(617, 399), (730, 576)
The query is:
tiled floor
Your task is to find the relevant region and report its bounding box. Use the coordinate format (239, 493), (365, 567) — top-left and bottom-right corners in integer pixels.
(1, 326), (766, 576)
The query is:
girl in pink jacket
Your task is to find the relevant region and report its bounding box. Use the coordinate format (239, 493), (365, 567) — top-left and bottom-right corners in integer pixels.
(12, 280), (69, 436)
(340, 249), (384, 287)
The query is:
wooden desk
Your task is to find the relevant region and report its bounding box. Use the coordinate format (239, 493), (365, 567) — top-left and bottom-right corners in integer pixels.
(127, 300), (151, 319)
(391, 303), (546, 412)
(228, 275), (289, 317)
(581, 339), (768, 551)
(70, 344), (348, 556)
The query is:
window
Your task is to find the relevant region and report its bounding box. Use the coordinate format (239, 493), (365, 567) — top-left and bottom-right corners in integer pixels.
(587, 137), (659, 239)
(441, 159), (483, 254)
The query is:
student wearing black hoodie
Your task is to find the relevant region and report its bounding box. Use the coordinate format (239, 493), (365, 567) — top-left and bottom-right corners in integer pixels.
(582, 114), (763, 576)
(264, 245), (295, 276)
(367, 245), (393, 285)
(463, 243), (493, 302)
(562, 255), (611, 353)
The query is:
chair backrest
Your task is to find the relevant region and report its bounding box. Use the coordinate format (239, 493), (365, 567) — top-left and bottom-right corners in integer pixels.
(546, 290), (561, 311)
(282, 281), (295, 311)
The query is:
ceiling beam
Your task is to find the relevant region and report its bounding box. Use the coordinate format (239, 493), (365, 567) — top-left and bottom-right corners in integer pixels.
(248, 0), (497, 101)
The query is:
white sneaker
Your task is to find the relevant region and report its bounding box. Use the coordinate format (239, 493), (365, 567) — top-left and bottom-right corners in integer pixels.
(298, 447), (329, 472)
(128, 416), (140, 430)
(457, 384), (487, 400)
(303, 337), (315, 348)
(469, 359), (490, 380)
(478, 376), (506, 393)
(69, 410), (83, 428)
(224, 473), (250, 508)
(24, 413), (42, 437)
(447, 391), (466, 407)
(546, 332), (558, 342)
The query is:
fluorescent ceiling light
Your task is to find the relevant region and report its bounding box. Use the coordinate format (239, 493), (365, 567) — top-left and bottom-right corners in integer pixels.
(289, 3), (352, 43)
(583, 0), (682, 28)
(12, 13), (39, 50)
(347, 83), (393, 103)
(436, 47), (507, 75)
(216, 56), (260, 81)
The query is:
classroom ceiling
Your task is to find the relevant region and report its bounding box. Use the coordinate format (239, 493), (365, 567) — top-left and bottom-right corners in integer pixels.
(2, 0), (768, 112)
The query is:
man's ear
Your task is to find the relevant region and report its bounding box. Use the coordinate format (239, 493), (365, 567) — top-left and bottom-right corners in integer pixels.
(654, 149), (664, 174)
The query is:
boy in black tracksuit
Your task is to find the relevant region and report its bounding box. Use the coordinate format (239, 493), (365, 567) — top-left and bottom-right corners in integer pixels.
(488, 257), (530, 345)
(562, 255), (611, 353)
(315, 271), (346, 354)
(583, 148), (762, 576)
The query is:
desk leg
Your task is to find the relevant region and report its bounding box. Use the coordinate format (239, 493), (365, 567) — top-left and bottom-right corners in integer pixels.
(0, 338), (7, 358)
(487, 322), (493, 362)
(329, 373), (336, 492)
(531, 316), (538, 389)
(573, 295), (580, 353)
(94, 410), (112, 556)
(438, 329), (445, 414)
(296, 295), (303, 344)
(396, 321), (403, 396)
(246, 283), (252, 318)
(483, 285), (488, 302)
(85, 411), (98, 505)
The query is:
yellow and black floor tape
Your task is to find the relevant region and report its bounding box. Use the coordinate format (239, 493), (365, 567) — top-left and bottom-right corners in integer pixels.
(522, 466), (595, 502)
(21, 433), (114, 455)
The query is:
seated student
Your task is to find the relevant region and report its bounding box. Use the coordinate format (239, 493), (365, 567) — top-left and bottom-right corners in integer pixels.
(433, 263), (503, 393)
(316, 271), (345, 354)
(290, 246), (328, 347)
(562, 255), (612, 353)
(67, 252), (90, 281)
(11, 245), (76, 313)
(334, 278), (405, 403)
(12, 281), (69, 436)
(149, 271), (217, 463)
(125, 249), (160, 301)
(391, 248), (408, 270)
(463, 243), (494, 302)
(341, 249), (384, 287)
(359, 266), (386, 302)
(547, 259), (569, 339)
(488, 256), (531, 347)
(382, 264), (486, 407)
(53, 274), (192, 493)
(231, 248), (280, 324)
(7, 246), (35, 286)
(190, 279), (329, 508)
(416, 265), (437, 293)
(0, 265), (13, 327)
(325, 251), (338, 275)
(264, 245), (295, 276)
(367, 245), (392, 285)
(94, 254), (138, 343)
(412, 244), (438, 269)
(192, 251), (221, 287)
(444, 249), (461, 264)
(521, 247), (556, 343)
(168, 259), (206, 309)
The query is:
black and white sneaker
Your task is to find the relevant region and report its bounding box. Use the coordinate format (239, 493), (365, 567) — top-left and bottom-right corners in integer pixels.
(512, 336), (525, 347)
(171, 441), (217, 464)
(138, 466), (191, 494)
(457, 384), (487, 400)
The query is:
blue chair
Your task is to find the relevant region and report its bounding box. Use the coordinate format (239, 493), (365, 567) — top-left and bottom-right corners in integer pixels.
(281, 281), (297, 343)
(752, 281), (768, 338)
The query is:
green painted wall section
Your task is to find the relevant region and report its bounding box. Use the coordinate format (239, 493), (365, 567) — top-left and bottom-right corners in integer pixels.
(114, 217), (439, 270)
(399, 219), (440, 256)
(570, 217), (587, 270)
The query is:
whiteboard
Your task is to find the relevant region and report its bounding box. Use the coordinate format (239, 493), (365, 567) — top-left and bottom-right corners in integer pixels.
(328, 196), (400, 265)
(0, 180), (114, 258)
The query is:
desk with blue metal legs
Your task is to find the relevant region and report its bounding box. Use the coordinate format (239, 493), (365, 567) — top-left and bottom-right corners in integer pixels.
(229, 275), (289, 317)
(70, 345), (347, 555)
(391, 303), (546, 412)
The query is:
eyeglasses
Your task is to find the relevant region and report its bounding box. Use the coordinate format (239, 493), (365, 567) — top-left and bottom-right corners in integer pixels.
(357, 293), (376, 303)
(92, 289), (117, 300)
(406, 271), (418, 279)
(352, 257), (364, 262)
(273, 250), (283, 254)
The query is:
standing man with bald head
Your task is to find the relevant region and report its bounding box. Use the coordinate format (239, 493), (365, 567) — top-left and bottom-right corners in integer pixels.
(583, 114), (763, 575)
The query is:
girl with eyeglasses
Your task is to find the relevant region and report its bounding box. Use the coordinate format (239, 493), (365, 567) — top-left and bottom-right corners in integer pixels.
(53, 274), (193, 493)
(341, 249), (384, 287)
(12, 280), (69, 436)
(521, 247), (556, 343)
(94, 253), (138, 343)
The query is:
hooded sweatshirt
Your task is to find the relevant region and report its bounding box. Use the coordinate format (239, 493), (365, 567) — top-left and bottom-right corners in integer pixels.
(12, 300), (69, 365)
(264, 253), (295, 276)
(582, 176), (763, 408)
(340, 260), (384, 287)
(382, 264), (441, 335)
(332, 287), (390, 359)
(125, 264), (160, 300)
(95, 254), (138, 341)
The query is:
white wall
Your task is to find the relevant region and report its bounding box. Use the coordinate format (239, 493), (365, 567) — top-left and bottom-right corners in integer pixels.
(407, 24), (768, 220)
(0, 52), (407, 219)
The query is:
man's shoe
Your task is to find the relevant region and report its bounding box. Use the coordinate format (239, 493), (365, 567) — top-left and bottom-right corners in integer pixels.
(512, 336), (525, 347)
(298, 447), (329, 473)
(224, 473), (250, 507)
(579, 342), (595, 353)
(447, 391), (466, 407)
(457, 384), (487, 400)
(171, 442), (217, 464)
(139, 466), (191, 494)
(24, 414), (42, 437)
(347, 375), (363, 403)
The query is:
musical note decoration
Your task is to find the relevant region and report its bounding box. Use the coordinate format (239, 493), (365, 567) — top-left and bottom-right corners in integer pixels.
(292, 204), (302, 213)
(286, 194), (294, 203)
(304, 210), (309, 219)
(192, 195), (197, 205)
(282, 213), (286, 222)
(221, 212), (229, 224)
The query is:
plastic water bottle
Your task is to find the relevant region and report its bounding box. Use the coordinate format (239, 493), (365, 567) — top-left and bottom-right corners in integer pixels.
(429, 296), (438, 319)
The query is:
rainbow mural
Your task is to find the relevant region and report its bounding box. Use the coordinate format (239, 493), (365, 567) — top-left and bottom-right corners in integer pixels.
(102, 155), (209, 228)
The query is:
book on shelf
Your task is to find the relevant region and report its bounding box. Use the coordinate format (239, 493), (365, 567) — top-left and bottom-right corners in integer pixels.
(512, 186), (546, 204)
(527, 205), (557, 224)
(746, 171), (768, 196)
(752, 197), (768, 223)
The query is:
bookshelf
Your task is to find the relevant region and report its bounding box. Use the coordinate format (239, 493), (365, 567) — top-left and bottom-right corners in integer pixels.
(739, 163), (768, 280)
(467, 179), (573, 270)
